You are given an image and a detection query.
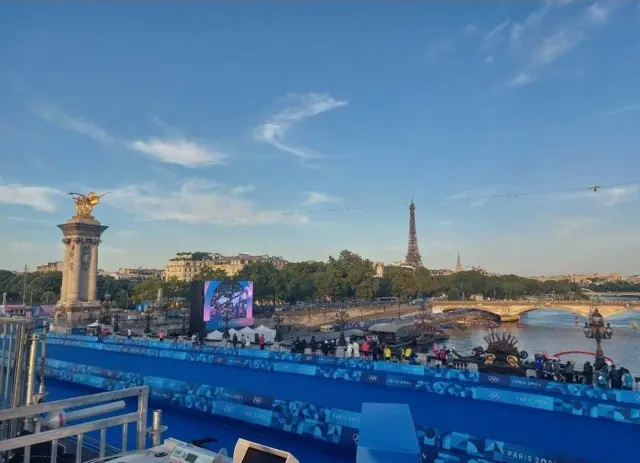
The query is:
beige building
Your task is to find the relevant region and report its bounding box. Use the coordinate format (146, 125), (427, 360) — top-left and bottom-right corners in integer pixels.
(109, 267), (164, 281)
(164, 252), (288, 281)
(531, 273), (624, 284)
(374, 262), (385, 278)
(36, 261), (64, 272)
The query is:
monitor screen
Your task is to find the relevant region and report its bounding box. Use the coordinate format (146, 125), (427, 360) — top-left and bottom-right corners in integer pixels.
(241, 447), (287, 463)
(203, 280), (254, 330)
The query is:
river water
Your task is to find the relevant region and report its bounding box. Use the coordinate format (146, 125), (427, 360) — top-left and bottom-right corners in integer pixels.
(441, 307), (640, 376)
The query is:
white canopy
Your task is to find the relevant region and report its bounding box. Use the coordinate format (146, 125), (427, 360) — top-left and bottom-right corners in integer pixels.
(239, 326), (254, 335)
(87, 320), (100, 328)
(253, 325), (276, 343)
(227, 328), (239, 337)
(206, 330), (224, 341)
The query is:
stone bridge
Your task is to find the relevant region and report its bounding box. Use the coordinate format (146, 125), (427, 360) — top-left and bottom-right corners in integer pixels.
(433, 300), (639, 320)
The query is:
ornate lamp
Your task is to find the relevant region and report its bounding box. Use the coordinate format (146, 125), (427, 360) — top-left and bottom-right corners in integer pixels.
(335, 308), (349, 346)
(583, 307), (613, 370)
(272, 308), (285, 342)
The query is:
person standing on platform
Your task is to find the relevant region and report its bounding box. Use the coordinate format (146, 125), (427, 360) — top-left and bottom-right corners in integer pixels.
(259, 334), (266, 350)
(352, 340), (360, 358)
(361, 340), (370, 359)
(159, 330), (165, 342)
(240, 334), (246, 348)
(582, 361), (593, 385)
(127, 328), (132, 340)
(232, 333), (238, 348)
(622, 369), (633, 390)
(245, 335), (251, 348)
(432, 343), (440, 363)
(383, 345), (391, 362)
(310, 336), (317, 354)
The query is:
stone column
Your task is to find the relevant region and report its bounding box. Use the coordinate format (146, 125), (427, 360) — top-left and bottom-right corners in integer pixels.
(69, 239), (82, 301)
(60, 239), (70, 302)
(88, 239), (99, 302)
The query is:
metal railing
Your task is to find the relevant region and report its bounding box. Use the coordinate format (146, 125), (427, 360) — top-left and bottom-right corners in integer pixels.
(0, 318), (37, 435)
(0, 386), (150, 463)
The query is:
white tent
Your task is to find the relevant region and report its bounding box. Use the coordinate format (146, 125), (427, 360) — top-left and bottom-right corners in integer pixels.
(206, 330), (224, 341)
(253, 325), (277, 343)
(87, 320), (100, 328)
(239, 326), (254, 336)
(227, 328), (239, 338)
(239, 326), (256, 342)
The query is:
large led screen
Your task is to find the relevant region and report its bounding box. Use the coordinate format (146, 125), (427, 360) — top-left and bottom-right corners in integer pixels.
(203, 280), (254, 330)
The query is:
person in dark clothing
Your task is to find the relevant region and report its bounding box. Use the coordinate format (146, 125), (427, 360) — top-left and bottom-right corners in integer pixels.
(564, 360), (574, 383)
(371, 340), (379, 361)
(609, 366), (622, 389)
(310, 336), (317, 354)
(300, 338), (307, 352)
(582, 361), (593, 385)
(232, 333), (238, 348)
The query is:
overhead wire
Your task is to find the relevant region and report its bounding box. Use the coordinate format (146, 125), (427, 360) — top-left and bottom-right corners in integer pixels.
(210, 180), (640, 221)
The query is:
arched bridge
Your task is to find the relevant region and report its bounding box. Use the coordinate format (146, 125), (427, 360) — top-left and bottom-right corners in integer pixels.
(434, 300), (639, 320)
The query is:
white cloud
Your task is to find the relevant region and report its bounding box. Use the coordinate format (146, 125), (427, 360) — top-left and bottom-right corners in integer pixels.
(448, 188), (498, 208)
(463, 24), (478, 36)
(585, 2), (609, 24)
(484, 20), (511, 49)
(489, 1), (612, 87)
(0, 183), (63, 212)
(229, 185), (255, 195)
(604, 103), (640, 116)
(508, 72), (537, 87)
(35, 105), (227, 168)
(484, 55), (495, 64)
(104, 179), (308, 226)
(303, 191), (342, 205)
(34, 106), (115, 144)
(532, 29), (584, 66)
(553, 217), (597, 237)
(564, 185), (638, 206)
(128, 138), (228, 167)
(254, 93), (347, 160)
(425, 39), (456, 63)
(598, 185), (638, 206)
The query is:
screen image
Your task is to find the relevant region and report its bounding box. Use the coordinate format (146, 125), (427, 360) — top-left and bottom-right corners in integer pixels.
(203, 280), (254, 330)
(241, 448), (287, 463)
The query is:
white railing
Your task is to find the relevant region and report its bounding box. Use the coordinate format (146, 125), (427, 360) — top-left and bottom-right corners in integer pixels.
(0, 386), (151, 463)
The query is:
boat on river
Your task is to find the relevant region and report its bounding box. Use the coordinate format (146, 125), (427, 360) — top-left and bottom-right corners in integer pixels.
(416, 331), (449, 347)
(368, 321), (419, 349)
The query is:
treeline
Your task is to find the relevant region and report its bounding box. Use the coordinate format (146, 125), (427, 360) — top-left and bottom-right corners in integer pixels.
(0, 250), (585, 307)
(587, 281), (640, 293)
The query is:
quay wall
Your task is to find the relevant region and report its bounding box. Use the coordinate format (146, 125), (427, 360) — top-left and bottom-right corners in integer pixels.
(39, 336), (640, 463)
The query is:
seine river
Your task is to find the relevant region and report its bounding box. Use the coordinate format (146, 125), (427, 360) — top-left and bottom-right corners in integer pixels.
(442, 304), (640, 376)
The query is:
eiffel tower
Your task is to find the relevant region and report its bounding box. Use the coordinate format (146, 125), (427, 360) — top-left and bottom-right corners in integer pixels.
(405, 199), (423, 268)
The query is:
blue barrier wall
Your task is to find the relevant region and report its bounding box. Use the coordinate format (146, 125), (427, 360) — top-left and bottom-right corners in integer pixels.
(43, 340), (638, 463)
(43, 336), (640, 418)
(45, 358), (588, 463)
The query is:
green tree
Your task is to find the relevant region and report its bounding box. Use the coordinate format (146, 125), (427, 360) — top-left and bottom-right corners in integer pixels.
(194, 267), (228, 282)
(234, 261), (280, 304)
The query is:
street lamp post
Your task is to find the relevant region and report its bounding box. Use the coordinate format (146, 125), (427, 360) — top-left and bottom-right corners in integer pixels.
(335, 308), (349, 346)
(221, 306), (232, 339)
(180, 307), (189, 335)
(273, 308), (285, 342)
(583, 307), (613, 370)
(144, 309), (152, 334)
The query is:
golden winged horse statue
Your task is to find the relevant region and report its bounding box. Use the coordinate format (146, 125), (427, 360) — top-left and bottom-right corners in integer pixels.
(68, 192), (109, 219)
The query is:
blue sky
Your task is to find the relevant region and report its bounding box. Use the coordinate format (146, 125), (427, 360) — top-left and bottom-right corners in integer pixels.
(1, 1), (639, 275)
